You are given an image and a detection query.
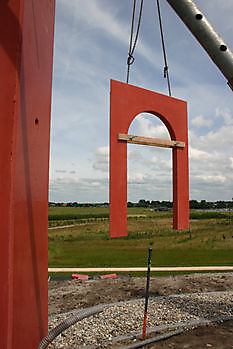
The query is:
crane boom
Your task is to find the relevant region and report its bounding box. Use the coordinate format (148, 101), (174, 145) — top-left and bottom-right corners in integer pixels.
(165, 0), (233, 90)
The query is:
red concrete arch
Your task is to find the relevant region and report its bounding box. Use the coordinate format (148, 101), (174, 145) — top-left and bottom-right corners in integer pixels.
(110, 79), (189, 237)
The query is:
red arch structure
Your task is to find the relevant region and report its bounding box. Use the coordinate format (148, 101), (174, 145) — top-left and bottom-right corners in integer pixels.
(110, 79), (189, 238)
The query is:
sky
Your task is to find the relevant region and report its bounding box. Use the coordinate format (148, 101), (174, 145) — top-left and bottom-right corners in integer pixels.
(49, 0), (233, 203)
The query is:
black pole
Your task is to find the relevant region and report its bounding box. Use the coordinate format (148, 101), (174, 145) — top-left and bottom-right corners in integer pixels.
(142, 247), (152, 340)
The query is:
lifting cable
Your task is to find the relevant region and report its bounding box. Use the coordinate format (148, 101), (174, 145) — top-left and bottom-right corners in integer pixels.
(126, 0), (172, 97)
(156, 0), (172, 96)
(126, 0), (144, 84)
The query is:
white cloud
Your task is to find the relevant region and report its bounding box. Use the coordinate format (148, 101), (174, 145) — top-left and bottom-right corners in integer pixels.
(128, 172), (145, 184)
(215, 107), (233, 125)
(193, 174), (226, 184)
(130, 115), (170, 139)
(189, 148), (211, 162)
(55, 169), (67, 173)
(189, 123), (233, 154)
(95, 146), (109, 158)
(191, 115), (213, 128)
(151, 156), (171, 170)
(128, 149), (143, 161)
(92, 146), (109, 172)
(50, 176), (108, 202)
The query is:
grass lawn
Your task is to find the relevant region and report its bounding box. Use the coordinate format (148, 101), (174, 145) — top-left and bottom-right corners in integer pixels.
(48, 207), (233, 270)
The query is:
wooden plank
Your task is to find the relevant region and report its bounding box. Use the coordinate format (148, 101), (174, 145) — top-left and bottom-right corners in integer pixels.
(48, 266), (233, 273)
(118, 133), (185, 148)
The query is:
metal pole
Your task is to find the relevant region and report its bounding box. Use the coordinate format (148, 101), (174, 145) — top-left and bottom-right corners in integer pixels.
(142, 247), (152, 340)
(165, 0), (233, 90)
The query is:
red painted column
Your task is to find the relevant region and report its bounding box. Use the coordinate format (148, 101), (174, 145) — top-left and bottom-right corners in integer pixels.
(109, 89), (128, 237)
(0, 1), (55, 348)
(173, 146), (190, 230)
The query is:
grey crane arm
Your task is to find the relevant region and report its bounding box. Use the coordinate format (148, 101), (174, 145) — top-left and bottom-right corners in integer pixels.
(166, 0), (233, 90)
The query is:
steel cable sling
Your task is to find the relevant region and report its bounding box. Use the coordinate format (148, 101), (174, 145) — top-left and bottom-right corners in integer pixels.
(156, 0), (172, 96)
(126, 0), (144, 83)
(126, 0), (172, 97)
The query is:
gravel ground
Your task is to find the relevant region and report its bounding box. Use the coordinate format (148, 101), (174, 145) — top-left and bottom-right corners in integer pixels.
(48, 273), (233, 316)
(48, 291), (233, 348)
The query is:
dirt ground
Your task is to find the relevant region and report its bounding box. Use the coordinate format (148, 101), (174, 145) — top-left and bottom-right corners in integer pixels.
(147, 320), (233, 349)
(48, 273), (233, 348)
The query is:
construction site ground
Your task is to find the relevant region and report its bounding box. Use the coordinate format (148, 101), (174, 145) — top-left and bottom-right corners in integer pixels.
(48, 273), (233, 348)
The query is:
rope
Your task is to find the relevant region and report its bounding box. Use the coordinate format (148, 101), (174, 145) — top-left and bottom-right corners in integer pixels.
(156, 0), (172, 96)
(126, 0), (144, 83)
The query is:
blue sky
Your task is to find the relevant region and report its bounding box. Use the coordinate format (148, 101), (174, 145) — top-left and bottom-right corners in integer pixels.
(49, 0), (233, 203)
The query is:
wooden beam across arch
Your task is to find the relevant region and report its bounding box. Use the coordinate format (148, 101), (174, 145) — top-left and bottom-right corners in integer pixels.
(118, 133), (185, 148)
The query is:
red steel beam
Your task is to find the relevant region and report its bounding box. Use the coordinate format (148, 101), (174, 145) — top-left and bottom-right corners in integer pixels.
(0, 1), (55, 347)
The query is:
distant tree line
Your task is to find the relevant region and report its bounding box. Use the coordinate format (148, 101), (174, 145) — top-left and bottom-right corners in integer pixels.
(49, 202), (109, 208)
(127, 200), (173, 208)
(49, 199), (233, 209)
(189, 200), (233, 209)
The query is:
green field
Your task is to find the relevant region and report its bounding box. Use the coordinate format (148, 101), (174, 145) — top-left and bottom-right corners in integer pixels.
(48, 207), (233, 270)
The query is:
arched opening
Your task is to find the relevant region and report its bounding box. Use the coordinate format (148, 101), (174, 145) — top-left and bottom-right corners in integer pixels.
(127, 113), (172, 204)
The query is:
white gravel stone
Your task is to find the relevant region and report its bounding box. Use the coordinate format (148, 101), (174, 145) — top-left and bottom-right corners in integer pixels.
(48, 291), (233, 348)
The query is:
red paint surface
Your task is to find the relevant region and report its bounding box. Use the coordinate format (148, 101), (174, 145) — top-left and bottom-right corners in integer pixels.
(100, 273), (117, 279)
(72, 274), (89, 281)
(110, 80), (189, 238)
(0, 1), (55, 347)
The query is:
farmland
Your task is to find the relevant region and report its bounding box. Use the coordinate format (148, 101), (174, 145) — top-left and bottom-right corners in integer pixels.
(48, 207), (233, 270)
